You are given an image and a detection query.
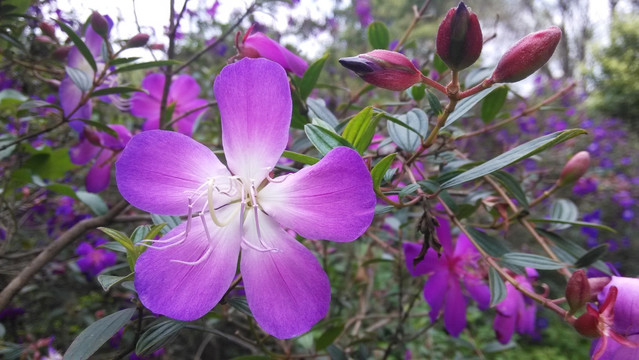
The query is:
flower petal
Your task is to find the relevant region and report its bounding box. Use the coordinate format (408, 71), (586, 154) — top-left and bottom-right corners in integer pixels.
(141, 73), (165, 100)
(130, 92), (160, 119)
(135, 211), (241, 321)
(494, 311), (516, 344)
(424, 270), (449, 324)
(599, 277), (639, 336)
(86, 150), (113, 193)
(115, 130), (230, 215)
(214, 58), (291, 182)
(169, 74), (201, 102)
(435, 216), (454, 256)
(464, 278), (490, 310)
(444, 279), (467, 337)
(174, 98), (209, 136)
(240, 211), (330, 339)
(259, 146), (375, 242)
(402, 242), (440, 276)
(244, 33), (308, 77)
(69, 138), (100, 165)
(59, 77), (92, 127)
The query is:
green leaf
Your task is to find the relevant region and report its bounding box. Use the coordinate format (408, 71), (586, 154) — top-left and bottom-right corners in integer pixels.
(387, 108), (428, 152)
(307, 98), (339, 128)
(91, 86), (144, 97)
(490, 171), (529, 208)
(326, 345), (347, 360)
(440, 129), (587, 189)
(444, 86), (505, 129)
(135, 319), (185, 356)
(99, 241), (127, 253)
(300, 54), (328, 99)
(24, 148), (76, 180)
(342, 107), (380, 154)
(108, 57), (141, 66)
(76, 119), (118, 138)
(465, 227), (510, 257)
(65, 66), (92, 92)
(282, 150), (319, 165)
(76, 191), (108, 215)
(55, 19), (97, 73)
(501, 253), (565, 270)
(227, 297), (252, 317)
(433, 54), (448, 73)
(316, 323), (344, 351)
(0, 134), (16, 160)
(480, 86), (508, 123)
(304, 124), (353, 156)
(64, 308), (135, 360)
(45, 183), (77, 198)
(528, 218), (616, 233)
(409, 83), (426, 101)
(374, 205), (394, 215)
(98, 227), (135, 253)
(398, 183), (420, 198)
(464, 67), (493, 87)
(371, 153), (396, 189)
(574, 244), (608, 268)
(114, 60), (181, 73)
(488, 267), (507, 307)
(426, 90), (443, 115)
(96, 273), (134, 292)
(151, 214), (182, 234)
(367, 21), (390, 49)
(18, 99), (61, 112)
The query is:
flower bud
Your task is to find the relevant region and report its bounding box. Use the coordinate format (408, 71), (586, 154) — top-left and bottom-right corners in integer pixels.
(491, 26), (562, 83)
(34, 35), (55, 44)
(90, 11), (109, 38)
(558, 151), (590, 186)
(566, 269), (590, 314)
(574, 307), (601, 338)
(339, 50), (421, 91)
(125, 33), (149, 48)
(83, 127), (102, 147)
(149, 43), (165, 51)
(52, 45), (72, 61)
(436, 2), (483, 71)
(39, 22), (56, 39)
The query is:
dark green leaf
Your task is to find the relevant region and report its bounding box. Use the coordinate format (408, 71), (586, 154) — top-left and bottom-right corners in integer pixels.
(55, 20), (97, 73)
(326, 345), (347, 360)
(367, 21), (390, 49)
(0, 134), (16, 160)
(387, 108), (428, 152)
(304, 124), (353, 155)
(307, 98), (339, 128)
(316, 324), (344, 351)
(0, 31), (25, 51)
(18, 99), (61, 112)
(464, 67), (494, 87)
(76, 191), (108, 215)
(96, 273), (134, 292)
(227, 297), (252, 317)
(300, 54), (328, 99)
(374, 205), (394, 215)
(282, 150), (319, 165)
(77, 119), (118, 138)
(528, 218), (616, 233)
(65, 66), (92, 92)
(426, 90), (443, 115)
(342, 107), (380, 154)
(151, 214), (182, 234)
(488, 267), (507, 307)
(64, 308), (135, 360)
(490, 171), (529, 208)
(91, 86), (144, 97)
(501, 253), (565, 270)
(549, 199), (579, 230)
(465, 227), (510, 257)
(46, 184), (77, 198)
(114, 60), (181, 73)
(24, 148), (76, 180)
(371, 153), (396, 189)
(398, 183), (420, 198)
(444, 86), (504, 129)
(135, 319), (185, 356)
(440, 129), (587, 189)
(409, 83), (426, 101)
(481, 86), (508, 123)
(108, 57), (141, 66)
(99, 241), (127, 253)
(98, 227), (135, 252)
(574, 244), (608, 268)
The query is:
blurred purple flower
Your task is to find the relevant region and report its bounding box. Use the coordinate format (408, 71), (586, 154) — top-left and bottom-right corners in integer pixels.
(130, 348), (165, 360)
(581, 210), (601, 240)
(494, 268), (539, 344)
(130, 73), (208, 136)
(235, 26), (308, 77)
(207, 0), (219, 18)
(622, 208), (634, 222)
(0, 71), (16, 90)
(403, 219), (489, 337)
(75, 237), (117, 276)
(573, 177), (597, 196)
(0, 306), (25, 321)
(354, 0), (373, 26)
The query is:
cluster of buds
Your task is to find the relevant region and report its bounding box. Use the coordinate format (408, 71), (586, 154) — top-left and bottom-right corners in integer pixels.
(340, 1), (562, 91)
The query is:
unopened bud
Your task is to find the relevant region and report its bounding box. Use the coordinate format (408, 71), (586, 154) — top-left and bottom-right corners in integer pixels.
(35, 35), (55, 44)
(436, 2), (483, 71)
(339, 50), (422, 91)
(125, 33), (149, 48)
(149, 43), (165, 51)
(566, 270), (590, 314)
(83, 128), (102, 146)
(491, 26), (561, 83)
(52, 45), (72, 61)
(574, 307), (601, 338)
(588, 277), (612, 296)
(39, 22), (56, 39)
(90, 11), (109, 38)
(558, 151), (590, 186)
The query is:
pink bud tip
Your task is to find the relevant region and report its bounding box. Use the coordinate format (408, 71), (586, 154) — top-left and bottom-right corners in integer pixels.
(491, 26), (562, 83)
(558, 151), (591, 186)
(436, 2), (483, 71)
(52, 45), (72, 61)
(339, 50), (422, 91)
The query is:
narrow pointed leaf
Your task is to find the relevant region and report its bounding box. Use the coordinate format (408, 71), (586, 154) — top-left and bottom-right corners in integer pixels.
(426, 90), (443, 115)
(307, 98), (339, 128)
(304, 123), (353, 155)
(114, 60), (181, 73)
(316, 323), (345, 351)
(76, 190), (107, 215)
(91, 86), (144, 97)
(371, 153), (396, 189)
(481, 86), (508, 123)
(55, 20), (97, 72)
(96, 273), (134, 292)
(98, 227), (135, 252)
(135, 319), (185, 356)
(151, 214), (182, 234)
(529, 218), (616, 233)
(64, 308), (135, 360)
(465, 227), (510, 257)
(387, 108), (428, 152)
(574, 244), (609, 268)
(444, 86), (506, 128)
(490, 171), (529, 208)
(501, 253), (564, 270)
(282, 150), (319, 165)
(300, 54), (328, 99)
(488, 267), (507, 307)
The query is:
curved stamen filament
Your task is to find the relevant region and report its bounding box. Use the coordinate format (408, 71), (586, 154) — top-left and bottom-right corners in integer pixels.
(170, 214), (214, 265)
(207, 178), (239, 227)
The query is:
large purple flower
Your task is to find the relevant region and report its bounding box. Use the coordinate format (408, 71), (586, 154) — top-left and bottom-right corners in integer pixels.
(115, 58), (376, 338)
(403, 219), (490, 337)
(493, 268), (538, 344)
(130, 73), (208, 136)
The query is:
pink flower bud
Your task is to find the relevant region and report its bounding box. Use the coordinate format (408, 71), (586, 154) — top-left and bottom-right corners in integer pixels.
(34, 35), (55, 44)
(90, 11), (109, 38)
(39, 22), (56, 39)
(339, 50), (422, 91)
(436, 2), (483, 71)
(558, 151), (590, 186)
(491, 26), (562, 83)
(52, 45), (72, 61)
(125, 33), (149, 48)
(565, 269), (590, 314)
(149, 43), (165, 51)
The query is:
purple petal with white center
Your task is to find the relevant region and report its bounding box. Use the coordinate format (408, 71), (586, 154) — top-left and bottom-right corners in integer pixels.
(402, 242), (440, 276)
(214, 58), (291, 182)
(86, 150), (113, 193)
(116, 130), (230, 215)
(244, 33), (308, 77)
(259, 146), (375, 242)
(169, 74), (201, 102)
(135, 211), (241, 321)
(240, 211), (330, 339)
(69, 138), (100, 165)
(444, 279), (467, 337)
(424, 269), (449, 323)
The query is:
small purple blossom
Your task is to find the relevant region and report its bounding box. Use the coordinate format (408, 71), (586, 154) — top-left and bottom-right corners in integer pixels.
(116, 58), (376, 339)
(573, 177), (598, 196)
(75, 237), (117, 276)
(354, 0), (373, 27)
(494, 268), (539, 344)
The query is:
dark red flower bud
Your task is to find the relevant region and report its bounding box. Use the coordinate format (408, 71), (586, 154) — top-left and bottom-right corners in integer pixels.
(90, 11), (109, 38)
(125, 33), (149, 48)
(339, 50), (422, 91)
(39, 21), (56, 39)
(574, 306), (601, 338)
(566, 269), (590, 314)
(558, 151), (590, 186)
(436, 2), (483, 71)
(491, 26), (562, 83)
(52, 45), (72, 61)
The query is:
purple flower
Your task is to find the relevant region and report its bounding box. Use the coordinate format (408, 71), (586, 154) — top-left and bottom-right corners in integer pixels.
(69, 125), (132, 193)
(115, 58), (376, 339)
(403, 220), (490, 337)
(75, 238), (117, 276)
(206, 1), (219, 18)
(235, 26), (308, 77)
(130, 73), (208, 136)
(573, 177), (598, 196)
(493, 268), (538, 344)
(354, 0), (373, 27)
